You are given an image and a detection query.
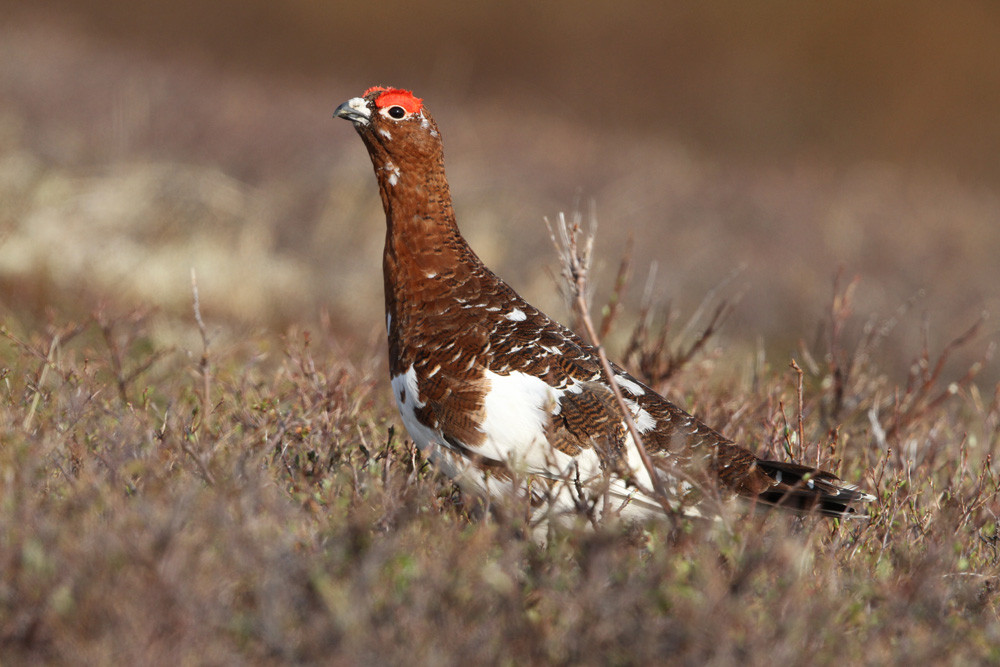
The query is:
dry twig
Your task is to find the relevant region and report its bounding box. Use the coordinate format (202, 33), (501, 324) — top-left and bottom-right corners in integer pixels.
(191, 268), (213, 433)
(546, 210), (680, 523)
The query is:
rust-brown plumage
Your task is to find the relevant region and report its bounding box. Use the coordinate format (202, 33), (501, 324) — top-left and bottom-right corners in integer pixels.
(335, 87), (873, 523)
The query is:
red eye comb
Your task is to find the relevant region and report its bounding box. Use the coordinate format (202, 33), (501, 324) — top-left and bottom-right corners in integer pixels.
(365, 87), (423, 114)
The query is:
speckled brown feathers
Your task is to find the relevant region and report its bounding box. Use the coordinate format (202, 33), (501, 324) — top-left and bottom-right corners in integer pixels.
(334, 87), (873, 523)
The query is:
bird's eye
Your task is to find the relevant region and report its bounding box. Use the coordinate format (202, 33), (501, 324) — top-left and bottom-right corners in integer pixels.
(387, 106), (406, 119)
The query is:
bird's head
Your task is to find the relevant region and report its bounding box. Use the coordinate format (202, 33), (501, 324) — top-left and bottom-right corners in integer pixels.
(334, 87), (443, 168)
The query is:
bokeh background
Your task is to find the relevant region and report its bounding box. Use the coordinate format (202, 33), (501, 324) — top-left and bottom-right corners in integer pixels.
(2, 1), (999, 379)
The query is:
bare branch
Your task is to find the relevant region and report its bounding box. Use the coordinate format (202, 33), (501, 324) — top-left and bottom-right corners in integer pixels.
(547, 210), (681, 524)
(191, 268), (213, 434)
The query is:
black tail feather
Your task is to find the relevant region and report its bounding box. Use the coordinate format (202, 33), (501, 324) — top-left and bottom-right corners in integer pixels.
(755, 460), (874, 518)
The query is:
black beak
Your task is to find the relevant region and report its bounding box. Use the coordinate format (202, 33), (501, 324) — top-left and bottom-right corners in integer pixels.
(334, 98), (371, 125)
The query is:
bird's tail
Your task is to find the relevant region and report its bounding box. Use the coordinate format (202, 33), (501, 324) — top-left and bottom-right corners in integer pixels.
(754, 460), (874, 518)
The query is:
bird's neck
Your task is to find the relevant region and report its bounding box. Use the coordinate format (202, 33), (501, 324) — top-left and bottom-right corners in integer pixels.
(375, 155), (482, 330)
(379, 160), (461, 253)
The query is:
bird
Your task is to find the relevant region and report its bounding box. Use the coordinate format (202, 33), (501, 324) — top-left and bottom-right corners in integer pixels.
(334, 86), (873, 528)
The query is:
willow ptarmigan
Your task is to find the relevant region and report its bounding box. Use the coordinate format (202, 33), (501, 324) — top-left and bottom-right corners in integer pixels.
(334, 86), (872, 526)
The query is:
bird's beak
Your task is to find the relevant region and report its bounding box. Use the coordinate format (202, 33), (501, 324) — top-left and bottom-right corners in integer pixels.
(334, 97), (371, 125)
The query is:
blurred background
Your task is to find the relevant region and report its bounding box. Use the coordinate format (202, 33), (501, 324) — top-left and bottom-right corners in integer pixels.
(2, 1), (998, 379)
